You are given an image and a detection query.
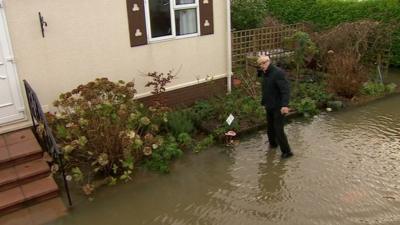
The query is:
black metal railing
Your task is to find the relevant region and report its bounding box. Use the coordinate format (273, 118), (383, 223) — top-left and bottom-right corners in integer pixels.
(23, 80), (72, 206)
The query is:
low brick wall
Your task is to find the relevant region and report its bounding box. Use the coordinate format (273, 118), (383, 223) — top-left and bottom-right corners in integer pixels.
(139, 77), (228, 107)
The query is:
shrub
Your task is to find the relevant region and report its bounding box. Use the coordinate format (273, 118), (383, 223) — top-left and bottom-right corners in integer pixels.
(293, 82), (333, 106)
(190, 90), (266, 138)
(290, 97), (318, 117)
(284, 31), (318, 85)
(326, 51), (368, 98)
(361, 82), (398, 96)
(265, 0), (400, 66)
(51, 78), (141, 180)
(144, 136), (183, 173)
(189, 100), (215, 125)
(145, 70), (176, 106)
(167, 110), (194, 137)
(311, 20), (393, 71)
(233, 68), (261, 100)
(49, 78), (178, 191)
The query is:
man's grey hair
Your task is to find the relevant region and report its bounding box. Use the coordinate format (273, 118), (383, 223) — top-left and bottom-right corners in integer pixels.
(257, 55), (271, 65)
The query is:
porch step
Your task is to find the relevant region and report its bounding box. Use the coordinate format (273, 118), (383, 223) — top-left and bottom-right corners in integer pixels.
(0, 130), (43, 170)
(0, 129), (62, 217)
(0, 197), (67, 225)
(0, 176), (59, 215)
(0, 159), (50, 192)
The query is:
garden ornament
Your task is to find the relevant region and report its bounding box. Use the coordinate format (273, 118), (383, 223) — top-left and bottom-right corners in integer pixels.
(225, 130), (237, 146)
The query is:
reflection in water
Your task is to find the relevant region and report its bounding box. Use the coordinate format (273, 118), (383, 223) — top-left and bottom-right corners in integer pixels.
(258, 151), (286, 203)
(48, 94), (400, 225)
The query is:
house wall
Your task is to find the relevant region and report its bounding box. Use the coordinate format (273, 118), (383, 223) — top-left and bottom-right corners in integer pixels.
(4, 0), (227, 105)
(0, 0), (228, 133)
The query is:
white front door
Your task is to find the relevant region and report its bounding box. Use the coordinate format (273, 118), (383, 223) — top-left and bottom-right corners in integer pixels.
(0, 3), (24, 125)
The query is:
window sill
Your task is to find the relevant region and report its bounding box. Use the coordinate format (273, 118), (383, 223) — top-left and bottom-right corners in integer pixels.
(148, 33), (200, 44)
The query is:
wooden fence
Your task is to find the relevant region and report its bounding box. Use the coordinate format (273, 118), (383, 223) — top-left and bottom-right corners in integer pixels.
(231, 23), (305, 68)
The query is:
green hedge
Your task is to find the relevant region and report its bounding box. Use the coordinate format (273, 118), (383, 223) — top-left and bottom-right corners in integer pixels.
(231, 0), (267, 30)
(264, 0), (400, 66)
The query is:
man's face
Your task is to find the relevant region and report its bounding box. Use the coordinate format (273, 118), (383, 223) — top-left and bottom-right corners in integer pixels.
(259, 60), (270, 71)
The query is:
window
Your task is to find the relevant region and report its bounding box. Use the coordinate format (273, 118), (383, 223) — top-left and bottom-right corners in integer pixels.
(127, 0), (213, 47)
(145, 0), (200, 41)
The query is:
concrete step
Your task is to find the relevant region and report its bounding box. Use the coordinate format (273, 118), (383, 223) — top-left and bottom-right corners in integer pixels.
(0, 197), (67, 225)
(0, 176), (59, 215)
(0, 129), (43, 170)
(0, 159), (50, 192)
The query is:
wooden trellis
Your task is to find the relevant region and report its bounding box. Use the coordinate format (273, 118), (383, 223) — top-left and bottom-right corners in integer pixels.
(231, 23), (305, 68)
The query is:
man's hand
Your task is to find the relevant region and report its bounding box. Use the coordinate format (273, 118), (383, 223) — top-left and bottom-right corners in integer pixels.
(280, 107), (290, 115)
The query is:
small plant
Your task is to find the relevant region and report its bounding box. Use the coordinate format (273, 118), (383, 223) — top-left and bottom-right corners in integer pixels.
(293, 82), (333, 106)
(193, 135), (215, 153)
(145, 70), (177, 106)
(284, 31), (318, 86)
(290, 97), (318, 117)
(167, 110), (194, 137)
(361, 82), (397, 96)
(233, 67), (261, 100)
(191, 89), (265, 136)
(189, 100), (215, 125)
(144, 136), (183, 173)
(386, 83), (398, 93)
(177, 132), (193, 149)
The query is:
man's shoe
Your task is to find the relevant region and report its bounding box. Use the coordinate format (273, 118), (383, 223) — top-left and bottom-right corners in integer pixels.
(281, 152), (293, 159)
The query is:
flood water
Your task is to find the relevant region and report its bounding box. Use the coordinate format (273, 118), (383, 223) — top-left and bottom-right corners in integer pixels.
(45, 91), (400, 225)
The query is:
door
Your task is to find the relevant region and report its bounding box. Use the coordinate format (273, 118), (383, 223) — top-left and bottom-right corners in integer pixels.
(0, 2), (24, 125)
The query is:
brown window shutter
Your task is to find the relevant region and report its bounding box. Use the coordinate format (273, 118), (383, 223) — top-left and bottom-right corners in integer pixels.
(199, 0), (214, 36)
(126, 0), (148, 47)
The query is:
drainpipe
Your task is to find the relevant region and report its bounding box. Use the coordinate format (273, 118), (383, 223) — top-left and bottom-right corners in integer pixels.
(226, 0), (232, 93)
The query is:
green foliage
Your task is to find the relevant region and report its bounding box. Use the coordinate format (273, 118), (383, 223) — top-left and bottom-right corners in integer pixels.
(189, 100), (215, 125)
(71, 167), (84, 183)
(284, 31), (318, 84)
(215, 90), (265, 123)
(231, 0), (267, 30)
(193, 135), (215, 153)
(48, 78), (175, 192)
(265, 0), (400, 66)
(191, 90), (266, 136)
(290, 81), (334, 116)
(144, 136), (183, 173)
(265, 0), (316, 25)
(167, 110), (194, 137)
(293, 82), (333, 106)
(213, 90), (265, 133)
(177, 132), (193, 150)
(386, 83), (398, 93)
(290, 97), (319, 117)
(361, 82), (398, 96)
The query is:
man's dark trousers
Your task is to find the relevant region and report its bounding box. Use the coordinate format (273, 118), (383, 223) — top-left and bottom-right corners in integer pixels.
(266, 108), (291, 154)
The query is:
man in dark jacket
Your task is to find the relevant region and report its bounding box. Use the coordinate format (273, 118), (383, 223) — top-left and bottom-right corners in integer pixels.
(257, 55), (293, 158)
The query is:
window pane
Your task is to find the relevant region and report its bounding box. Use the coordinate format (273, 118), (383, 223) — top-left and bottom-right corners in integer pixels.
(176, 0), (195, 5)
(149, 0), (172, 38)
(175, 9), (197, 36)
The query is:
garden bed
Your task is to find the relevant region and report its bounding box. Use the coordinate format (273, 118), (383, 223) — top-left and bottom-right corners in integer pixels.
(199, 111), (300, 140)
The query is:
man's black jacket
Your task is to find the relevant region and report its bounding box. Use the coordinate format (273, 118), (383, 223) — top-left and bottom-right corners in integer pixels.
(257, 64), (290, 109)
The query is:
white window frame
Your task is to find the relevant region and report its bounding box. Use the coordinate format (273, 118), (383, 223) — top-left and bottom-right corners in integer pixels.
(144, 0), (200, 43)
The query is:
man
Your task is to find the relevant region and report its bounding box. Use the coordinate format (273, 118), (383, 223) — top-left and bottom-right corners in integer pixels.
(257, 55), (293, 159)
